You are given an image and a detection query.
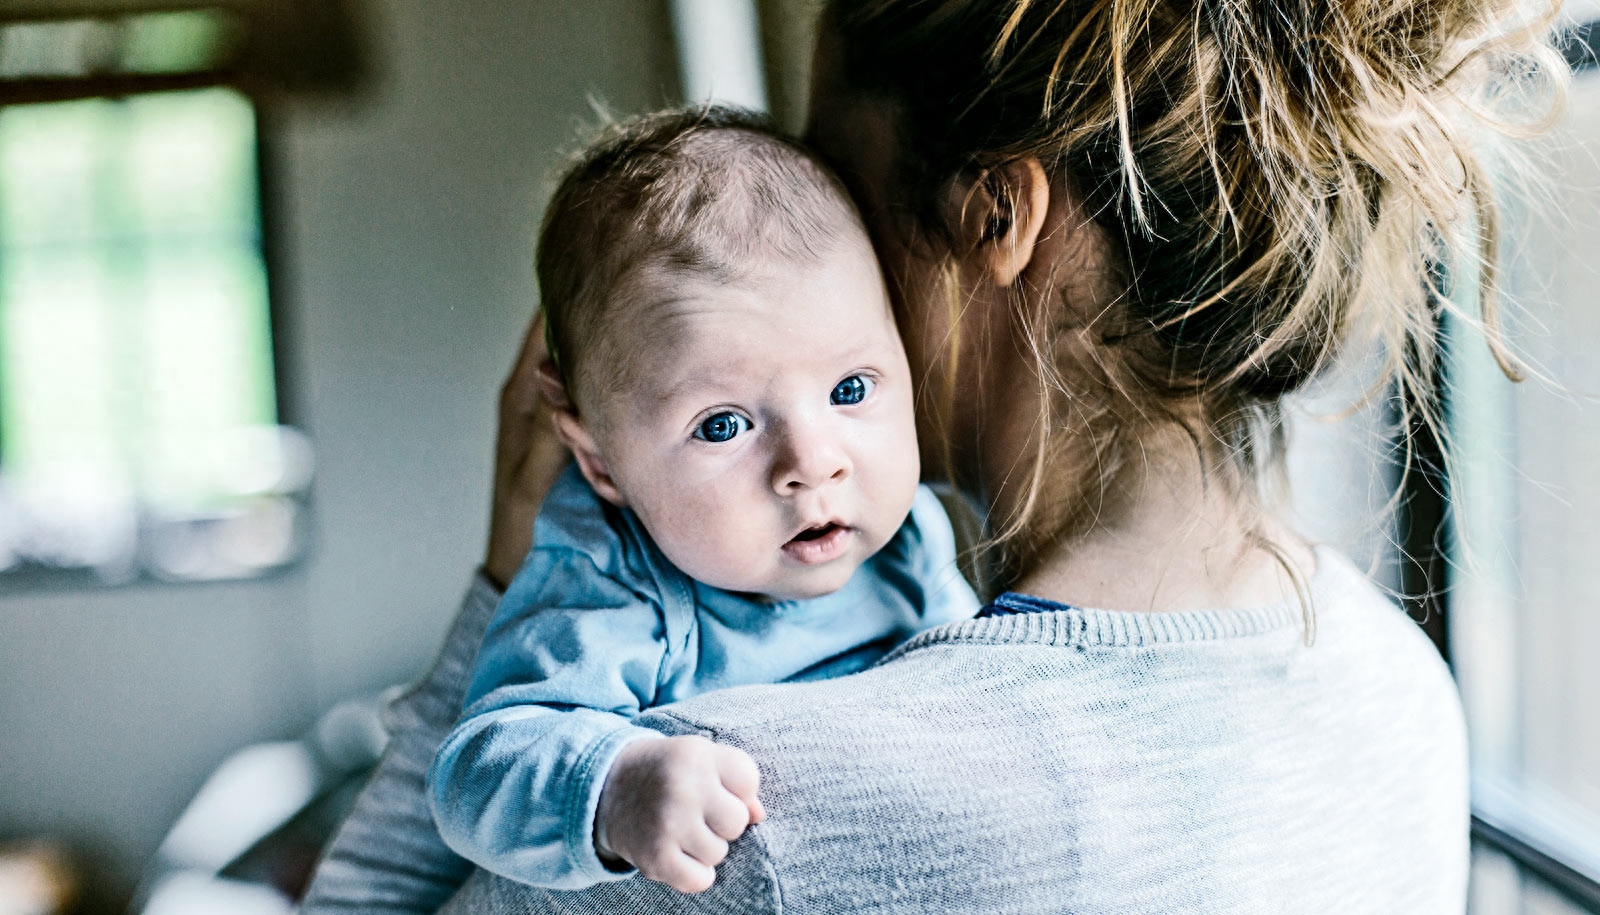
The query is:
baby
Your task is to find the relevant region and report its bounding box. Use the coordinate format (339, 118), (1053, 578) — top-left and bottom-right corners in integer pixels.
(426, 107), (978, 894)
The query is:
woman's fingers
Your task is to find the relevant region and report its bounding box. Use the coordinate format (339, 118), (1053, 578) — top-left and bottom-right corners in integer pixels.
(494, 313), (551, 466)
(499, 313), (548, 410)
(484, 312), (570, 588)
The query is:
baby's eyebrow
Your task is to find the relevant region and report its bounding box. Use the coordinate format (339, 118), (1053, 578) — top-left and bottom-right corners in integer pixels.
(835, 341), (881, 365)
(646, 372), (726, 410)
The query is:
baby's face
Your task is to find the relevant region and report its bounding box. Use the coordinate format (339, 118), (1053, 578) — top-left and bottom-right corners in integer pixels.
(585, 237), (920, 601)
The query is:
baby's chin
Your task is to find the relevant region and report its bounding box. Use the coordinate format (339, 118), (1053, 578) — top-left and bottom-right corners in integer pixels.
(762, 575), (853, 603)
(709, 559), (864, 604)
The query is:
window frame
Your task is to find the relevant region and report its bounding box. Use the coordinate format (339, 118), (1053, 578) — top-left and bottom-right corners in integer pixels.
(0, 82), (295, 591)
(0, 0), (358, 589)
(1422, 20), (1600, 907)
(1473, 786), (1600, 910)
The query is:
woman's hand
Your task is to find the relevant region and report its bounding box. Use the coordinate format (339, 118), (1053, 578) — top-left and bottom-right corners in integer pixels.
(483, 313), (570, 590)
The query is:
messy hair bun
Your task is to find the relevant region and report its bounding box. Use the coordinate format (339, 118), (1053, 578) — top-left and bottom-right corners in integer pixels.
(826, 0), (1566, 564)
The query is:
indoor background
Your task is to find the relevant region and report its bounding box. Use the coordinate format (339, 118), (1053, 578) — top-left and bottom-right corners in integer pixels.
(0, 1), (1593, 913)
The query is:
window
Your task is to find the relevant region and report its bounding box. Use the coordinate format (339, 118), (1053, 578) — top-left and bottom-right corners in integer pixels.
(0, 0), (365, 585)
(0, 15), (315, 584)
(0, 86), (308, 583)
(1450, 44), (1600, 914)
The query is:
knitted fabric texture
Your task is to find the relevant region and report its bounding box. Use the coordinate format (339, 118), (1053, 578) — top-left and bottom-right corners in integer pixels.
(308, 549), (1468, 914)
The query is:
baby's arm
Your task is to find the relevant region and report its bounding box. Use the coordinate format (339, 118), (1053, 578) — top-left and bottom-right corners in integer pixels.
(426, 550), (664, 889)
(426, 548), (761, 892)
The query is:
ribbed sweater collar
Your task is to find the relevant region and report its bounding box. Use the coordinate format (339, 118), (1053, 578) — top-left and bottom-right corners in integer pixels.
(890, 546), (1340, 653)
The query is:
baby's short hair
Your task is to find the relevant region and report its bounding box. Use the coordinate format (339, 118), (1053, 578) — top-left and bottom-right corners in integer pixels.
(537, 105), (862, 409)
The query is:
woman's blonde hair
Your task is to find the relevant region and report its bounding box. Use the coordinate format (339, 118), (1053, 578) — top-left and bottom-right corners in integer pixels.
(825, 0), (1568, 591)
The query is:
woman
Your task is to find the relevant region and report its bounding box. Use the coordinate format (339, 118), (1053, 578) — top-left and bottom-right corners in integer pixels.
(303, 0), (1562, 910)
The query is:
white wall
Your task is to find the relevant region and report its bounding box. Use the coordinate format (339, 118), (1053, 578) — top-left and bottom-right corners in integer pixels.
(0, 0), (677, 901)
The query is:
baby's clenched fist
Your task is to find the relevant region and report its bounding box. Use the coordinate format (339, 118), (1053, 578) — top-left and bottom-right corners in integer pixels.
(594, 735), (767, 893)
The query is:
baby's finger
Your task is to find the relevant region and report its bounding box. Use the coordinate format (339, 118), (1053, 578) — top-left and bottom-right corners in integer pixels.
(648, 852), (716, 895)
(711, 745), (763, 808)
(682, 825), (731, 868)
(703, 788), (753, 841)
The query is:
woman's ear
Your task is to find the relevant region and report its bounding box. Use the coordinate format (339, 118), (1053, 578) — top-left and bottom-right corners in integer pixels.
(537, 363), (627, 507)
(956, 157), (1051, 287)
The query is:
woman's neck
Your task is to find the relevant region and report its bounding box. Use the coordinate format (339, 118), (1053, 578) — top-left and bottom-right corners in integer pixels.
(952, 168), (1313, 613)
(983, 418), (1315, 614)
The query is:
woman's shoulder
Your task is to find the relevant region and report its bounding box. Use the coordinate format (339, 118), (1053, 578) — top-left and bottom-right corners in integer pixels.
(634, 547), (1467, 912)
(1303, 547), (1468, 763)
(1308, 546), (1460, 694)
(652, 545), (1461, 723)
(438, 839), (781, 914)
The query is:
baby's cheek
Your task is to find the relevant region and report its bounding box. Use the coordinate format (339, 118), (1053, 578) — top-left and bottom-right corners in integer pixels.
(866, 408), (922, 511)
(707, 511), (770, 568)
(664, 497), (773, 590)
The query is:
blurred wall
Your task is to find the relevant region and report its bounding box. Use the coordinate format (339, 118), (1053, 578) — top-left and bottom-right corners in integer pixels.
(0, 0), (677, 903)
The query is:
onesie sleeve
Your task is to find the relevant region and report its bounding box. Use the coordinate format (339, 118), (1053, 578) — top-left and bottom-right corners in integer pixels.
(426, 545), (669, 891)
(906, 485), (983, 626)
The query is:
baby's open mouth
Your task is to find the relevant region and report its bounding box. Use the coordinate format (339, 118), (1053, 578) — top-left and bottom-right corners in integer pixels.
(789, 522), (841, 543)
(782, 522), (853, 564)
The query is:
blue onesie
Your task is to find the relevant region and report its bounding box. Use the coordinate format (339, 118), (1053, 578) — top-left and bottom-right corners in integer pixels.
(427, 464), (979, 890)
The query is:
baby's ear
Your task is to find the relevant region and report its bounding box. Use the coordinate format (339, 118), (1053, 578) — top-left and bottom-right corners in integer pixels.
(539, 364), (627, 507)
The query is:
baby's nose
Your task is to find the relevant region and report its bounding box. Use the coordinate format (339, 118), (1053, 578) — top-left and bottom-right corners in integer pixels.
(771, 429), (851, 493)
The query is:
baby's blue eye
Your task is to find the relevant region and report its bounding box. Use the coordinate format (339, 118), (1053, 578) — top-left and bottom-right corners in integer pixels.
(694, 411), (751, 443)
(831, 375), (874, 406)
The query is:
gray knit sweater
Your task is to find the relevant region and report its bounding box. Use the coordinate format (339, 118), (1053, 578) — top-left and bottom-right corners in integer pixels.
(306, 547), (1468, 914)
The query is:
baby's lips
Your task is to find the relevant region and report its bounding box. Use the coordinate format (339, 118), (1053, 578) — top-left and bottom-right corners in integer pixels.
(780, 523), (854, 564)
(786, 518), (837, 541)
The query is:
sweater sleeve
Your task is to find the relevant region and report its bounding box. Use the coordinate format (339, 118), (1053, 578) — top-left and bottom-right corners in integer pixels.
(297, 573), (498, 915)
(426, 546), (669, 890)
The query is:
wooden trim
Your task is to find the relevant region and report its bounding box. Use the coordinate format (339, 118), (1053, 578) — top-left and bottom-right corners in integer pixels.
(0, 1), (252, 24)
(0, 0), (363, 96)
(0, 69), (236, 105)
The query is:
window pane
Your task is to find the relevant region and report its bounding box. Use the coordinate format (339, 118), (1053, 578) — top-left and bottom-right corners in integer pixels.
(1449, 67), (1600, 880)
(0, 87), (305, 581)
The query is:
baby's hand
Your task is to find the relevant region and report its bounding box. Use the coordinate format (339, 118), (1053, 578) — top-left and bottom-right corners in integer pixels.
(594, 735), (767, 893)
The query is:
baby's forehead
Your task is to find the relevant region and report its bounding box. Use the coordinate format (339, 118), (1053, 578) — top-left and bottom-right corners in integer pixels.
(591, 262), (790, 376)
(581, 245), (892, 408)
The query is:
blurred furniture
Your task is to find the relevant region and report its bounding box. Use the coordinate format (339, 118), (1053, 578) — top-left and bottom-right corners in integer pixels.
(0, 842), (79, 915)
(131, 689), (395, 915)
